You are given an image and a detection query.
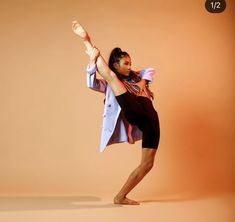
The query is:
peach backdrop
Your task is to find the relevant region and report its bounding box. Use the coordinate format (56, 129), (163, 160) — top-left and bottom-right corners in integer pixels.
(0, 0), (234, 197)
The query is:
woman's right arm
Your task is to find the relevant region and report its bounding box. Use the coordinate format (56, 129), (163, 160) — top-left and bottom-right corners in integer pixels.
(86, 47), (107, 93)
(87, 64), (107, 93)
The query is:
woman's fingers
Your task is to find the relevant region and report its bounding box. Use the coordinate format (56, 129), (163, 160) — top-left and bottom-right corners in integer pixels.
(91, 47), (100, 59)
(93, 47), (100, 56)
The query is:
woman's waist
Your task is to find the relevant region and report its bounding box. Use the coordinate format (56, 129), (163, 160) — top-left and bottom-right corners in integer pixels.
(125, 85), (153, 100)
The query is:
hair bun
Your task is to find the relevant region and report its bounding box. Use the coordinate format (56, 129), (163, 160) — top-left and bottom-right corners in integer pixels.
(112, 47), (122, 55)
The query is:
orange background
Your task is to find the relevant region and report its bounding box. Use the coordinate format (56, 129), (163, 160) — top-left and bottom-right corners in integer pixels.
(0, 0), (234, 198)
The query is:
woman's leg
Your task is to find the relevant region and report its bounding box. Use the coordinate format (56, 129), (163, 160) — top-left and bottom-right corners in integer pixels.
(114, 148), (157, 205)
(114, 95), (160, 204)
(72, 21), (127, 96)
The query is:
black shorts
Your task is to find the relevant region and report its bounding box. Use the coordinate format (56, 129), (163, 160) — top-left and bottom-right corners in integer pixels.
(116, 91), (160, 149)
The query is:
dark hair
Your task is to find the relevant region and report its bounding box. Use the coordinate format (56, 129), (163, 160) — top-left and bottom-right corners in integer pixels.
(108, 47), (154, 99)
(108, 47), (140, 81)
(108, 47), (129, 72)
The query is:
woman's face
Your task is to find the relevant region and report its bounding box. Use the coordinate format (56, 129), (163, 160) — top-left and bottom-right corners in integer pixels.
(114, 56), (132, 77)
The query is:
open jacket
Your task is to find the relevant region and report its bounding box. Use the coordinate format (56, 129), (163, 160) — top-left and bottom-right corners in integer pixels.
(86, 63), (155, 152)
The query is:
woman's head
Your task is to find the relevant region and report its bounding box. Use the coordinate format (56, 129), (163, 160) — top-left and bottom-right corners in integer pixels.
(108, 47), (132, 78)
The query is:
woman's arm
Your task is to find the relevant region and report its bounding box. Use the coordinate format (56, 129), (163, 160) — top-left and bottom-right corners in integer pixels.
(133, 68), (155, 94)
(72, 21), (127, 96)
(87, 64), (107, 93)
(72, 21), (116, 82)
(86, 47), (107, 93)
(139, 68), (155, 83)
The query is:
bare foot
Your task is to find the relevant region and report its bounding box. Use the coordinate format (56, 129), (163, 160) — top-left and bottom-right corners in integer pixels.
(72, 20), (90, 41)
(114, 195), (140, 205)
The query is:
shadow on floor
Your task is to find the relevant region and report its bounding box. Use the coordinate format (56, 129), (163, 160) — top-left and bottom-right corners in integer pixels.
(138, 191), (232, 203)
(0, 195), (122, 211)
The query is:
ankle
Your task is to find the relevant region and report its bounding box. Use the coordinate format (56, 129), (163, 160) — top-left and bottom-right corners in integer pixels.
(115, 193), (126, 199)
(83, 35), (91, 42)
(84, 41), (94, 53)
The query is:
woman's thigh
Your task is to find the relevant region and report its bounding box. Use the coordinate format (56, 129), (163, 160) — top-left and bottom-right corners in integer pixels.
(107, 72), (127, 96)
(116, 92), (145, 125)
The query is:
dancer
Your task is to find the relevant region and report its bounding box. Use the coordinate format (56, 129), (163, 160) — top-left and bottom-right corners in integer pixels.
(72, 21), (160, 205)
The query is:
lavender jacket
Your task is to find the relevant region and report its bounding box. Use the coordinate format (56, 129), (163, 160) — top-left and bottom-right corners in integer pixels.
(86, 63), (155, 152)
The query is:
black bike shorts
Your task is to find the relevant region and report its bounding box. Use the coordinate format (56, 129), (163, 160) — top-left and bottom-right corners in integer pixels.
(116, 91), (160, 149)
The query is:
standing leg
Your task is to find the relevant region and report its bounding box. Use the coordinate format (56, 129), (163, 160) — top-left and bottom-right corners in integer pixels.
(114, 148), (157, 205)
(72, 20), (127, 96)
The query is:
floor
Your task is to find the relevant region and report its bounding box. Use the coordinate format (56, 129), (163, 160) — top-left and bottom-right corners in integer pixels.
(0, 192), (234, 222)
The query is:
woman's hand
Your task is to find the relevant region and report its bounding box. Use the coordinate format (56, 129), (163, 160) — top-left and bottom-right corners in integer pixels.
(87, 47), (100, 66)
(133, 79), (147, 94)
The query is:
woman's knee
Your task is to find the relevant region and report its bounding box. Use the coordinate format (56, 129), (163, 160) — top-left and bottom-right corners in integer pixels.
(139, 160), (154, 172)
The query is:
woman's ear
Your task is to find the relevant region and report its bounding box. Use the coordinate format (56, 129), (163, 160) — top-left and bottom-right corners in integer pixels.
(113, 62), (119, 70)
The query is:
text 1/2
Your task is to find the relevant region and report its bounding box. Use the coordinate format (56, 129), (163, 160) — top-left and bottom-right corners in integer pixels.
(211, 1), (221, 10)
(205, 0), (226, 13)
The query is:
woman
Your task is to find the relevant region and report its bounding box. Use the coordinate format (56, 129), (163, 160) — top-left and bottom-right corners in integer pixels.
(72, 21), (160, 205)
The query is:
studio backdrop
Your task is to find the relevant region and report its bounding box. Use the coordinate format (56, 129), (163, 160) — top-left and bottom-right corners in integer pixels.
(0, 0), (234, 197)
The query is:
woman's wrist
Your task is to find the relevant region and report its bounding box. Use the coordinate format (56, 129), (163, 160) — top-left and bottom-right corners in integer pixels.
(89, 59), (96, 66)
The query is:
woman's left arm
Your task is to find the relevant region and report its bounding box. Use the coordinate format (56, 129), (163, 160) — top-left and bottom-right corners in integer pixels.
(139, 68), (155, 83)
(134, 68), (155, 93)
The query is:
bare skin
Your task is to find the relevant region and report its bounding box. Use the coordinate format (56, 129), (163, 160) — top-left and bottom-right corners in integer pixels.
(72, 21), (157, 205)
(72, 20), (127, 96)
(114, 148), (157, 205)
(113, 55), (150, 99)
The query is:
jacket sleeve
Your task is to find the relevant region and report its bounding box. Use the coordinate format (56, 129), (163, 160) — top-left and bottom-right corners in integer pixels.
(139, 68), (155, 84)
(86, 63), (107, 93)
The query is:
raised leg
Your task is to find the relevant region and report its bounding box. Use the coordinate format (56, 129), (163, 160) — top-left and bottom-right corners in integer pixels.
(72, 20), (127, 96)
(113, 148), (157, 205)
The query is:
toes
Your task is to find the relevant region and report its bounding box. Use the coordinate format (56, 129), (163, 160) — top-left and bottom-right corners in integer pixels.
(72, 20), (77, 27)
(114, 197), (140, 205)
